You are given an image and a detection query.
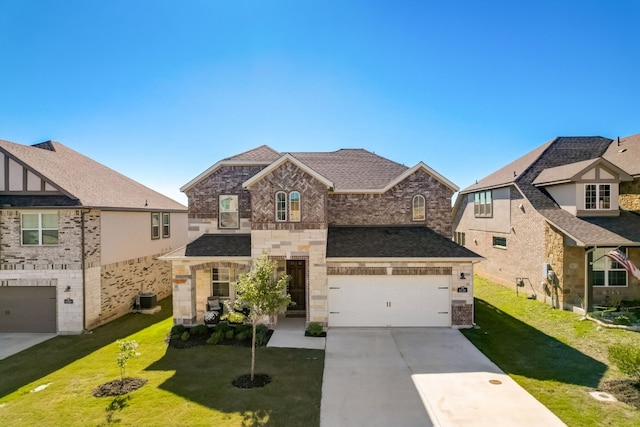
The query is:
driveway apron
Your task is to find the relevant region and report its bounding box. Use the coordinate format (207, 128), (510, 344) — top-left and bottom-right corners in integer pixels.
(320, 328), (566, 427)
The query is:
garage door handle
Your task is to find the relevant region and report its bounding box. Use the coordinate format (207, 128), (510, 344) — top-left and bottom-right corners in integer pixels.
(329, 311), (340, 314)
(438, 286), (448, 289)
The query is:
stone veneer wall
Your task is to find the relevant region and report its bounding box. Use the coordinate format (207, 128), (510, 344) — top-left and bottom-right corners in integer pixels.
(251, 228), (328, 324)
(619, 178), (640, 211)
(326, 261), (475, 327)
(328, 169), (454, 237)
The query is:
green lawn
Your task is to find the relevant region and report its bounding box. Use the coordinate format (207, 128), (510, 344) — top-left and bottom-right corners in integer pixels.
(0, 297), (324, 427)
(462, 277), (640, 427)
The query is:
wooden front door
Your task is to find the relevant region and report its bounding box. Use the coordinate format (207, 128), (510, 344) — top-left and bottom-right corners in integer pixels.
(286, 260), (306, 311)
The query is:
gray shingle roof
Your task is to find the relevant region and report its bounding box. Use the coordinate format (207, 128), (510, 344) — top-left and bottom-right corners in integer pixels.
(0, 139), (186, 211)
(185, 234), (251, 257)
(225, 145), (281, 162)
(604, 133), (640, 176)
(326, 226), (482, 258)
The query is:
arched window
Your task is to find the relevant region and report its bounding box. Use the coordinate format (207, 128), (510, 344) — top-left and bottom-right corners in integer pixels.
(276, 192), (287, 221)
(413, 195), (425, 221)
(289, 191), (301, 221)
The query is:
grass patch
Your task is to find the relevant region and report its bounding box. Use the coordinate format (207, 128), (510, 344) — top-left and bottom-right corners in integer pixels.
(0, 297), (324, 426)
(462, 277), (640, 426)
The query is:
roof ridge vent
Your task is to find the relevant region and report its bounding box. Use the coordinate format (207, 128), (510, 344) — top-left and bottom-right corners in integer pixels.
(32, 141), (56, 151)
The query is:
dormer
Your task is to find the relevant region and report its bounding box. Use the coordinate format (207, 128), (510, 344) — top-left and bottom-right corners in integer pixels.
(532, 158), (633, 217)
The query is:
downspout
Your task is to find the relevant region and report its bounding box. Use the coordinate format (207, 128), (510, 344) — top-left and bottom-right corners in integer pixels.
(81, 209), (91, 332)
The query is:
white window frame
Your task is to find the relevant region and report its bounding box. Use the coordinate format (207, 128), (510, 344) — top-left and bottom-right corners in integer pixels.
(474, 190), (492, 217)
(585, 184), (611, 210)
(276, 191), (287, 222)
(289, 191), (301, 222)
(219, 195), (239, 229)
(151, 212), (160, 239)
(212, 267), (231, 297)
(592, 247), (627, 287)
(412, 195), (425, 221)
(21, 212), (59, 246)
(162, 212), (170, 238)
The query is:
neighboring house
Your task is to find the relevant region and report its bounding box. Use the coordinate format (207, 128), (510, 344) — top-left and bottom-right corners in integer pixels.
(453, 135), (640, 312)
(162, 146), (481, 328)
(0, 139), (188, 334)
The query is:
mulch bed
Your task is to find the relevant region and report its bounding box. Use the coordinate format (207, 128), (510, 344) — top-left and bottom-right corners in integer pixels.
(167, 328), (273, 349)
(232, 373), (272, 388)
(600, 378), (640, 410)
(93, 377), (147, 397)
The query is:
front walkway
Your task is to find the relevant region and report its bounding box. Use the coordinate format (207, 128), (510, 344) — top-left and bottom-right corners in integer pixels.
(267, 316), (326, 350)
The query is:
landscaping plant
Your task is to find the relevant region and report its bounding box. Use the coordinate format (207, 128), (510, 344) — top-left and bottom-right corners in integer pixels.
(232, 253), (291, 384)
(116, 339), (140, 381)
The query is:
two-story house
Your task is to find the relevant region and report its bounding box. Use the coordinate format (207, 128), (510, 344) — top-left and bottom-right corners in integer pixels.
(0, 139), (188, 334)
(453, 135), (640, 312)
(162, 146), (481, 328)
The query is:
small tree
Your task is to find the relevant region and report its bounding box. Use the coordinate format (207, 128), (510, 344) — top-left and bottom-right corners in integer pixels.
(233, 253), (291, 381)
(116, 340), (140, 381)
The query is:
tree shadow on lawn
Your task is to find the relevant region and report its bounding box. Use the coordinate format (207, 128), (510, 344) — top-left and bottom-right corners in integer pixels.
(145, 344), (324, 427)
(461, 298), (606, 388)
(0, 297), (173, 398)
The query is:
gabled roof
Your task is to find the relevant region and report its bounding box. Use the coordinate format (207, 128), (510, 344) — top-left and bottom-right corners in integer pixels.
(185, 145), (456, 194)
(326, 226), (482, 259)
(532, 158), (632, 187)
(0, 139), (186, 211)
(604, 133), (640, 176)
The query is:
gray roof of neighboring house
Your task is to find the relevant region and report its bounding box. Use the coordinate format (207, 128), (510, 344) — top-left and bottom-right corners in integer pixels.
(184, 234), (252, 257)
(0, 139), (186, 211)
(326, 226), (482, 259)
(459, 135), (640, 246)
(604, 133), (640, 176)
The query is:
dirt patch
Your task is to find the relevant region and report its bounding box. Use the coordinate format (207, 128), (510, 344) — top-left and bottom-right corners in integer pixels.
(232, 373), (272, 389)
(600, 379), (640, 410)
(93, 377), (148, 397)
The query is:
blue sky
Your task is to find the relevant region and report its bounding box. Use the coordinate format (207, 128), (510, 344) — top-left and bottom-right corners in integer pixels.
(1, 1), (639, 204)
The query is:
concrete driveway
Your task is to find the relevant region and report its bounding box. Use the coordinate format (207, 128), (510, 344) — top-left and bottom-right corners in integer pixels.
(321, 328), (566, 427)
(0, 333), (56, 360)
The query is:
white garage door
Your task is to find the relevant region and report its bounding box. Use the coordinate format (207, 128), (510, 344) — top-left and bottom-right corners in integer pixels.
(328, 276), (451, 327)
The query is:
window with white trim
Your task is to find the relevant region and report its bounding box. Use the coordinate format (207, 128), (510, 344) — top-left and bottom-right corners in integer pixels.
(275, 191), (301, 222)
(162, 212), (170, 238)
(474, 190), (492, 217)
(151, 212), (160, 239)
(413, 195), (425, 221)
(454, 231), (466, 246)
(585, 184), (611, 210)
(289, 191), (301, 222)
(212, 267), (231, 297)
(219, 195), (239, 229)
(21, 212), (59, 245)
(592, 247), (627, 286)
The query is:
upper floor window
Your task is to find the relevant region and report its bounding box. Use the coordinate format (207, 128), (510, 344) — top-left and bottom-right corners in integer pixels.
(592, 247), (627, 286)
(219, 195), (239, 229)
(22, 212), (59, 245)
(151, 212), (160, 239)
(276, 192), (287, 221)
(289, 191), (301, 222)
(474, 190), (492, 217)
(454, 231), (466, 246)
(413, 195), (425, 221)
(492, 236), (506, 248)
(585, 184), (611, 210)
(162, 212), (170, 238)
(275, 191), (301, 222)
(212, 267), (231, 297)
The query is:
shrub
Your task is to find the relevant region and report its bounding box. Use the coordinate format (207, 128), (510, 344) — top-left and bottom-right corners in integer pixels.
(608, 343), (640, 379)
(255, 324), (270, 347)
(207, 332), (224, 345)
(226, 311), (246, 324)
(180, 331), (191, 342)
(235, 324), (251, 335)
(306, 322), (324, 336)
(614, 315), (632, 326)
(235, 330), (250, 341)
(225, 329), (235, 340)
(170, 324), (186, 336)
(190, 324), (209, 336)
(215, 321), (232, 333)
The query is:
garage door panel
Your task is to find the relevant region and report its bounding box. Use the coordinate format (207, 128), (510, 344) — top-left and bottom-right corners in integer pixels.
(0, 287), (57, 333)
(328, 276), (451, 327)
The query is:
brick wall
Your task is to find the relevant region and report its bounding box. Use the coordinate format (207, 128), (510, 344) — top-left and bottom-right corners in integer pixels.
(247, 161), (328, 230)
(328, 169), (453, 237)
